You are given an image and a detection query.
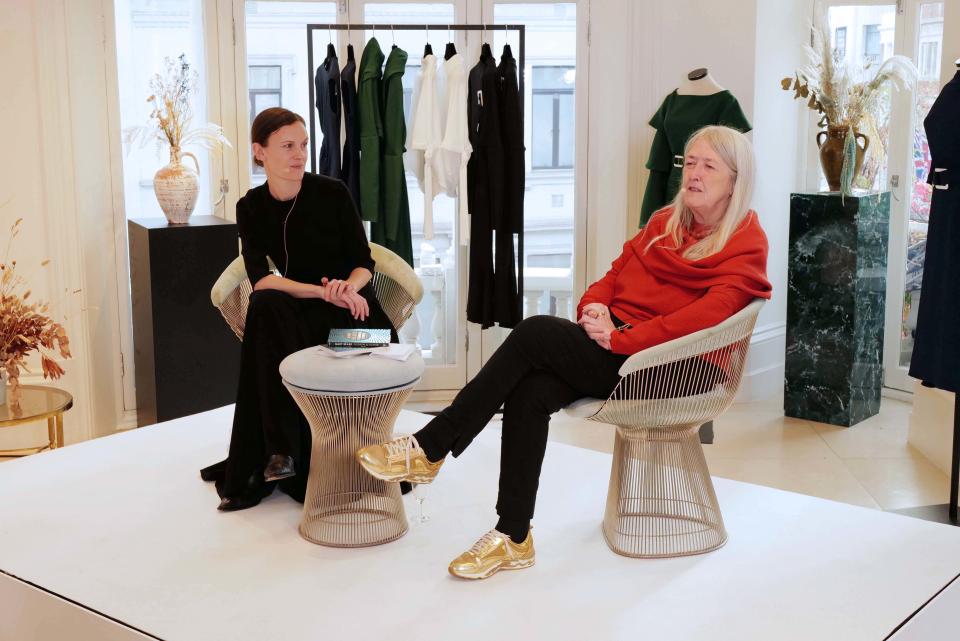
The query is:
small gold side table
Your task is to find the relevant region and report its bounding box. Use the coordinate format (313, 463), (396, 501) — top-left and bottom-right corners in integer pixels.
(0, 385), (74, 457)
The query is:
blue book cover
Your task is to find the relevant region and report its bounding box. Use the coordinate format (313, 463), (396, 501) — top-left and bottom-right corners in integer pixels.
(327, 328), (391, 348)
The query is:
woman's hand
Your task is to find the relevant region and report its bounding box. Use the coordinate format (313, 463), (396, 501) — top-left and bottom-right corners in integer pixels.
(323, 278), (355, 301)
(578, 309), (615, 351)
(581, 302), (610, 320)
(321, 278), (369, 320)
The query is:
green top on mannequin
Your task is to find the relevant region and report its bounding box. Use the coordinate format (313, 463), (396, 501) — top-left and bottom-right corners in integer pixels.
(639, 90), (751, 226)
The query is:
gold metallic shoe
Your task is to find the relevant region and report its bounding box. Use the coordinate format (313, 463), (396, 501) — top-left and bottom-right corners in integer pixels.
(355, 435), (444, 484)
(448, 528), (535, 580)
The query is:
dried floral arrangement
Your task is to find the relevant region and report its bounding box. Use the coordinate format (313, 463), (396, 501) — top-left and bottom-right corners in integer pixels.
(0, 219), (72, 404)
(781, 8), (917, 129)
(123, 54), (231, 153)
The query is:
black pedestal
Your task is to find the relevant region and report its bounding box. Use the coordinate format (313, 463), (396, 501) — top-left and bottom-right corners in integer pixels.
(784, 192), (890, 427)
(129, 216), (241, 426)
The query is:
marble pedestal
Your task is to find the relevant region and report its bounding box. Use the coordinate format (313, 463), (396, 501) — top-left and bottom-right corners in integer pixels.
(784, 192), (890, 427)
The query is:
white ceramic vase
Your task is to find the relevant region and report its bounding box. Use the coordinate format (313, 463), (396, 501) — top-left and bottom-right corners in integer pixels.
(153, 146), (200, 224)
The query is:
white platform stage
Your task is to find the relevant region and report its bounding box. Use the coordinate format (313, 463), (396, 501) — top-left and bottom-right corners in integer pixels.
(2, 406), (959, 641)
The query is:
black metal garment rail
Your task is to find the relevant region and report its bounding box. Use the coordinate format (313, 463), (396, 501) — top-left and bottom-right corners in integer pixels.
(306, 22), (526, 324)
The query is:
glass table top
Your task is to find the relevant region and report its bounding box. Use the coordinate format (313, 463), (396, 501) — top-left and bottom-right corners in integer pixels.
(0, 385), (73, 425)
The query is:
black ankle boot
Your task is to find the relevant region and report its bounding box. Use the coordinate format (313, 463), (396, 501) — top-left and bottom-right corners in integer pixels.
(264, 454), (295, 482)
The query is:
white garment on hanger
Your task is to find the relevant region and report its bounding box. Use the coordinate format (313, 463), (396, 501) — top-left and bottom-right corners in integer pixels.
(404, 54), (442, 239)
(434, 53), (473, 246)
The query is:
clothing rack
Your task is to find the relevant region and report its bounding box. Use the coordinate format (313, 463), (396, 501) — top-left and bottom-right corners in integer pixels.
(306, 23), (525, 175)
(306, 22), (526, 323)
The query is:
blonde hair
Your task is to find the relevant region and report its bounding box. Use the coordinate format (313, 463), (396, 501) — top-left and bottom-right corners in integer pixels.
(644, 125), (755, 260)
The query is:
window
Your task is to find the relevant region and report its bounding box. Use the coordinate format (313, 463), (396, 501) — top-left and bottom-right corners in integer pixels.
(113, 0), (211, 219)
(528, 253), (571, 268)
(532, 66), (575, 169)
(248, 65), (282, 174)
(834, 26), (847, 58)
(402, 64), (419, 124)
(248, 65), (282, 119)
(918, 41), (939, 77)
(864, 24), (881, 65)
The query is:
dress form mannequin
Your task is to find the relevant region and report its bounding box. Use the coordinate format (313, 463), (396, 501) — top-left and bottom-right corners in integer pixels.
(677, 68), (725, 96)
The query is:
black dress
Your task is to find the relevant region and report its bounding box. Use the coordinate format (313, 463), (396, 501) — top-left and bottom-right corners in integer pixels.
(201, 173), (397, 506)
(494, 44), (524, 328)
(466, 44), (504, 329)
(340, 45), (362, 208)
(909, 70), (960, 393)
(314, 44), (341, 177)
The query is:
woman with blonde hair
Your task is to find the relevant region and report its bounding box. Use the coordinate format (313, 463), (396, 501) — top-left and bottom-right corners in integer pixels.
(358, 125), (772, 579)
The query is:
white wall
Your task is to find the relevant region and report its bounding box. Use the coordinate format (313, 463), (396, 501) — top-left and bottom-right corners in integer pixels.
(617, 0), (804, 400)
(743, 0), (809, 400)
(0, 0), (126, 451)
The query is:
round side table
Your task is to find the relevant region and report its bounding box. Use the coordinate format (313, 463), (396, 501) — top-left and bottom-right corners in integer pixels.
(0, 385), (74, 457)
(280, 347), (424, 548)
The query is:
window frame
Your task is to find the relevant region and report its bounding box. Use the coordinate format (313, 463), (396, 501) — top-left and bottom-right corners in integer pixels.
(531, 64), (575, 170)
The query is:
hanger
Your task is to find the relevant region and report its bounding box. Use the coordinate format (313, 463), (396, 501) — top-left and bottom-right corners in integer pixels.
(391, 24), (396, 47)
(424, 24), (432, 57)
(444, 24), (456, 60)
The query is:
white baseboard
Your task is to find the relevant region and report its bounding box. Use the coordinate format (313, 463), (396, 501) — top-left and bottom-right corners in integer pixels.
(736, 322), (786, 403)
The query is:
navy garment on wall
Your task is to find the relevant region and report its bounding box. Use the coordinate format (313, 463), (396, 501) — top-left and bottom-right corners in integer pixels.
(315, 43), (342, 178)
(909, 70), (960, 393)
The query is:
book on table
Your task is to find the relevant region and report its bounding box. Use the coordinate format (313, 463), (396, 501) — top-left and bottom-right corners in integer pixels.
(326, 328), (391, 349)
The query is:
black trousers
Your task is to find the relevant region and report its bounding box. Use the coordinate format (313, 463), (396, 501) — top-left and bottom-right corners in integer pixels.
(202, 288), (395, 503)
(415, 315), (628, 521)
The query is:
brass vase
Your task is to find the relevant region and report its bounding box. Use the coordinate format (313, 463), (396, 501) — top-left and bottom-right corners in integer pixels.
(816, 125), (869, 192)
(153, 146), (200, 224)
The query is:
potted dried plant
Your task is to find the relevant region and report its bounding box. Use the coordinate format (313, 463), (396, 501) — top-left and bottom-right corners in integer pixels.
(124, 54), (232, 224)
(782, 10), (917, 191)
(0, 219), (72, 407)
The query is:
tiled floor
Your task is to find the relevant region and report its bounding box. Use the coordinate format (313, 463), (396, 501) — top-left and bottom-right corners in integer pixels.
(2, 394), (950, 515)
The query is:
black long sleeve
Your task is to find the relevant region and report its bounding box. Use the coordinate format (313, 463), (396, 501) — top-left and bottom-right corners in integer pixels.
(237, 198), (271, 286)
(234, 173), (375, 286)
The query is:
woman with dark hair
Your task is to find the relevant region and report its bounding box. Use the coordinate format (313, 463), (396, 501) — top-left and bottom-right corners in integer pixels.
(201, 107), (397, 512)
(358, 125), (772, 579)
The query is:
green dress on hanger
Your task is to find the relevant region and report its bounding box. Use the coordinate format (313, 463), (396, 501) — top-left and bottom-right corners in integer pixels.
(639, 90), (751, 226)
(372, 44), (413, 266)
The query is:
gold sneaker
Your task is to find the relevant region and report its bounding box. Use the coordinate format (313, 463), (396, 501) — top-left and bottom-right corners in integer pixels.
(355, 435), (444, 484)
(448, 528), (535, 580)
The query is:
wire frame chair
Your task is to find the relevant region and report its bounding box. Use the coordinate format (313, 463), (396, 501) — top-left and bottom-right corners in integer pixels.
(209, 243), (424, 339)
(566, 299), (765, 558)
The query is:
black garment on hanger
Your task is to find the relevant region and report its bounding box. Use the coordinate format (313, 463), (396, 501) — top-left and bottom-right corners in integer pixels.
(909, 70), (960, 393)
(494, 43), (523, 326)
(314, 44), (341, 177)
(444, 42), (457, 60)
(340, 44), (361, 207)
(466, 43), (500, 328)
(466, 42), (522, 329)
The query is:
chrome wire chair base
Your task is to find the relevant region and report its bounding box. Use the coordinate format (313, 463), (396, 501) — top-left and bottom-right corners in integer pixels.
(285, 387), (413, 548)
(298, 492), (407, 548)
(603, 424), (727, 558)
